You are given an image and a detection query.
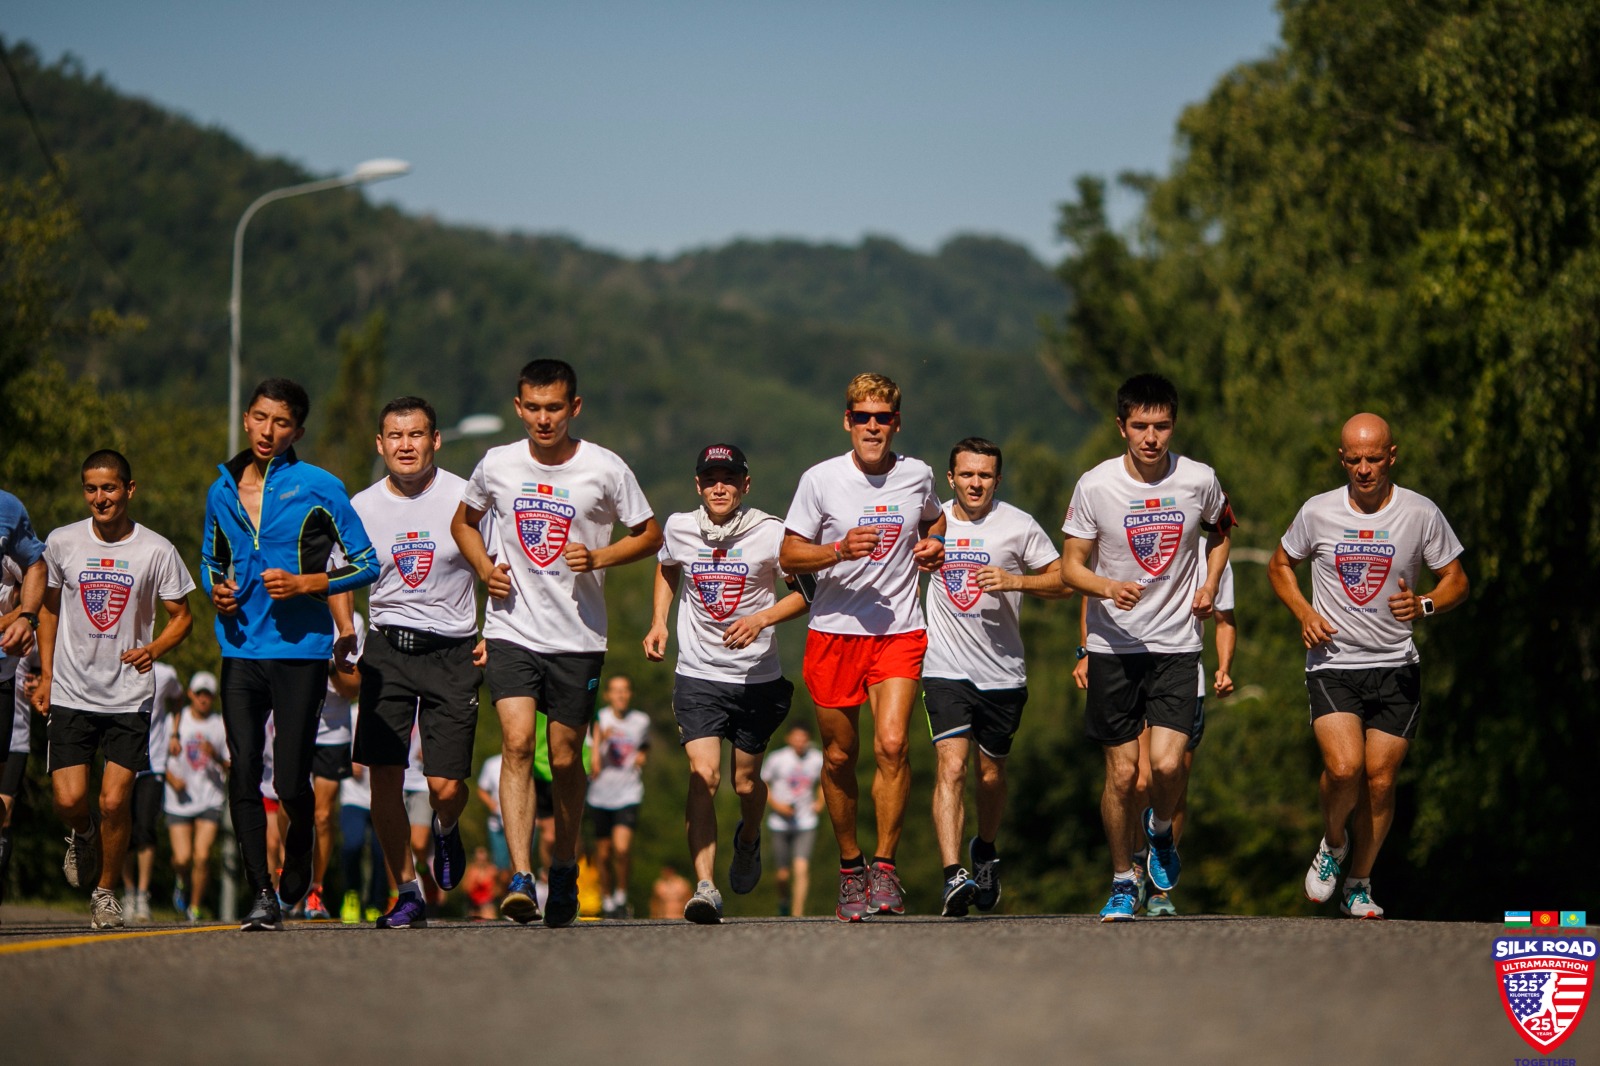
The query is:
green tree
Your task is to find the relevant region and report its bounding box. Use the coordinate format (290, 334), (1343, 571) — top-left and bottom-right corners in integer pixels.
(318, 310), (388, 491)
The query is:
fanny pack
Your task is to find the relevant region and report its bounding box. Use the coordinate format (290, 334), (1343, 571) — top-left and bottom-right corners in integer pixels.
(379, 625), (471, 655)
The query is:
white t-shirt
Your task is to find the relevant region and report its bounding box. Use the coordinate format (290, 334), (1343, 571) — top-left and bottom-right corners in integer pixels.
(339, 706), (371, 809)
(143, 661), (183, 775)
(317, 611), (365, 746)
(1280, 486), (1464, 671)
(1196, 562), (1236, 696)
(164, 709), (228, 817)
(761, 744), (823, 833)
(478, 753), (503, 833)
(462, 440), (654, 654)
(586, 707), (650, 810)
(1062, 455), (1226, 655)
(352, 469), (482, 639)
(43, 520), (196, 714)
(657, 513), (788, 684)
(783, 453), (941, 636)
(1, 557), (21, 685)
(924, 501), (1059, 690)
(403, 722), (427, 792)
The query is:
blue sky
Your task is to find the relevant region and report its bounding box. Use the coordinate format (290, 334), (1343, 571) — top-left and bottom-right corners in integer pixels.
(8, 1), (1281, 262)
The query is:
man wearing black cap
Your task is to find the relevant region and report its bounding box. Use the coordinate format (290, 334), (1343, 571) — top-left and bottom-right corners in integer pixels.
(644, 444), (808, 923)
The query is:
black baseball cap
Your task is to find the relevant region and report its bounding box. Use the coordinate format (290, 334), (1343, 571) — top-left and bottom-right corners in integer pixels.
(695, 443), (749, 476)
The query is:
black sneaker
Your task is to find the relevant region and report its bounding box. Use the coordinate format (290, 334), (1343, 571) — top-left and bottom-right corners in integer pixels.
(63, 826), (102, 890)
(278, 843), (314, 908)
(241, 888), (282, 931)
(431, 814), (466, 891)
(544, 862), (580, 928)
(969, 837), (1002, 912)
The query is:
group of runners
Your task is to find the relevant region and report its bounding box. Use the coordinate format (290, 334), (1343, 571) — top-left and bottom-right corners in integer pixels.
(0, 360), (1467, 928)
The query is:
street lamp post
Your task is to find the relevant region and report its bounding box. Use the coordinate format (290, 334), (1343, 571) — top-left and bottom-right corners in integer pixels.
(227, 158), (411, 456)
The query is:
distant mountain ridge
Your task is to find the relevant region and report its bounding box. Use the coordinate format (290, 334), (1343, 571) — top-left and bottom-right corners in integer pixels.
(1, 42), (1082, 501)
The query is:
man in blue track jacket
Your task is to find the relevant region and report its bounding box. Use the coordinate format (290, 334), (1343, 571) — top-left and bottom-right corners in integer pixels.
(201, 378), (378, 931)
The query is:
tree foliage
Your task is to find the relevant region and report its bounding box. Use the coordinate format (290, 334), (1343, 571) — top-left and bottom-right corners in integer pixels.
(1037, 0), (1598, 918)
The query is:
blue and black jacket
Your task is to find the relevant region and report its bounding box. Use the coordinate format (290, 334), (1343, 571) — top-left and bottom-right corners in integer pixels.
(201, 449), (378, 660)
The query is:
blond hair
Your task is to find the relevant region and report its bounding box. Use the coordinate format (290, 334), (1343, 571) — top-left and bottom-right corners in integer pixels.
(845, 372), (901, 411)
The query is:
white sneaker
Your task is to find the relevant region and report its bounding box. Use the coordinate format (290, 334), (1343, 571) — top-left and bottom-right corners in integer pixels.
(90, 887), (125, 929)
(684, 880), (723, 924)
(132, 890), (152, 925)
(1304, 837), (1348, 903)
(1340, 881), (1385, 919)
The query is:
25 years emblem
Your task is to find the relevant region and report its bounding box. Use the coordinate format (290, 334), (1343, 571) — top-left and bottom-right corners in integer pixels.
(1493, 935), (1594, 1052)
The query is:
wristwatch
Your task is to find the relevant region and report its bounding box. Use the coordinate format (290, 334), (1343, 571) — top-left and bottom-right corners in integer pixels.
(1419, 596), (1435, 617)
(20, 611), (39, 631)
(1075, 645), (1089, 660)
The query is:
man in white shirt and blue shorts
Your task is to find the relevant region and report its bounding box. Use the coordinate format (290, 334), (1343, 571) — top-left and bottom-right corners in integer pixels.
(1269, 413), (1467, 919)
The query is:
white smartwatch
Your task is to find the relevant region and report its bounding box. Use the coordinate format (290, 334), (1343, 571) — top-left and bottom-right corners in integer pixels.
(1419, 596), (1435, 617)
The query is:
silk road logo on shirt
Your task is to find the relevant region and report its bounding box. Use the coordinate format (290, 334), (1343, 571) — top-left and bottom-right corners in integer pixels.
(858, 505), (904, 561)
(691, 550), (749, 621)
(79, 557), (134, 632)
(515, 483), (575, 568)
(390, 531), (436, 588)
(1334, 533), (1394, 606)
(940, 545), (990, 611)
(1123, 508), (1184, 576)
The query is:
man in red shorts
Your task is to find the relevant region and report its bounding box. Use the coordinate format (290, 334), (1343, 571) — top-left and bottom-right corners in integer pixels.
(781, 373), (944, 921)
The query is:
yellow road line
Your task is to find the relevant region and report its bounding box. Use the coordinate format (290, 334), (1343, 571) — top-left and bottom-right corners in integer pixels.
(0, 924), (235, 956)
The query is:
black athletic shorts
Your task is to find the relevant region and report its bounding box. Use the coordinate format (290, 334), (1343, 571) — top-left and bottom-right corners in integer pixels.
(356, 628), (482, 781)
(923, 677), (1028, 757)
(312, 743), (353, 781)
(1188, 697), (1207, 752)
(672, 674), (793, 755)
(535, 775), (554, 820)
(587, 803), (640, 835)
(130, 773), (165, 849)
(1306, 664), (1422, 740)
(484, 640), (602, 729)
(0, 747), (28, 797)
(1084, 652), (1199, 746)
(47, 704), (151, 773)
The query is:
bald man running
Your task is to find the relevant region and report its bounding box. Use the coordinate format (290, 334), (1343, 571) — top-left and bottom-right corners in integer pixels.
(1268, 414), (1468, 919)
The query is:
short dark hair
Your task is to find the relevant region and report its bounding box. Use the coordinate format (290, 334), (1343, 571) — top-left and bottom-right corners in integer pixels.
(1116, 374), (1180, 423)
(378, 396), (438, 435)
(249, 378), (311, 427)
(948, 437), (1003, 477)
(518, 359), (578, 403)
(82, 449), (133, 484)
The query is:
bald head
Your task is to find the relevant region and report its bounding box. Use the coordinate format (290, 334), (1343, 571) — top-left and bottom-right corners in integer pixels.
(1341, 413), (1393, 451)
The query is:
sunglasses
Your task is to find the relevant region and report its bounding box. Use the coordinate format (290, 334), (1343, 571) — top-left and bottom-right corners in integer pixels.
(847, 410), (897, 426)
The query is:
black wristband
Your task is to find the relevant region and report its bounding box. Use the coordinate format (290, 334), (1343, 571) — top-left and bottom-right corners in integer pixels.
(20, 611), (39, 631)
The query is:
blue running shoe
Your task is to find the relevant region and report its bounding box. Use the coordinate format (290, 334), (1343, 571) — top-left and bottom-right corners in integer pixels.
(544, 862), (580, 928)
(500, 871), (541, 924)
(1146, 892), (1178, 917)
(940, 869), (978, 917)
(431, 814), (466, 891)
(377, 892), (427, 929)
(1143, 808), (1181, 891)
(1099, 879), (1139, 922)
(172, 884), (188, 917)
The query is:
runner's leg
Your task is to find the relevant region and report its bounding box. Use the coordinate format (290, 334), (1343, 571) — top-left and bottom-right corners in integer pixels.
(1348, 729), (1409, 879)
(815, 705), (862, 860)
(1312, 712), (1365, 852)
(684, 736), (722, 884)
(867, 676), (917, 859)
(932, 736), (970, 867)
(496, 697), (538, 872)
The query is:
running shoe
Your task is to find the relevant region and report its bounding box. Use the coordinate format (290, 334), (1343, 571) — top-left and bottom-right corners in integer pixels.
(186, 905), (203, 923)
(729, 820), (762, 894)
(364, 907), (381, 923)
(1304, 837), (1348, 903)
(172, 884), (188, 916)
(1340, 882), (1385, 919)
(62, 827), (101, 890)
(1146, 892), (1178, 917)
(431, 814), (466, 891)
(278, 845), (314, 908)
(340, 890), (362, 925)
(89, 887), (124, 929)
(868, 861), (905, 915)
(303, 885), (331, 920)
(836, 865), (870, 922)
(684, 880), (724, 924)
(969, 838), (1001, 912)
(500, 871), (541, 924)
(131, 890), (152, 925)
(1099, 878), (1140, 922)
(1143, 807), (1181, 891)
(377, 892), (428, 929)
(544, 862), (580, 928)
(940, 868), (978, 918)
(241, 887), (282, 932)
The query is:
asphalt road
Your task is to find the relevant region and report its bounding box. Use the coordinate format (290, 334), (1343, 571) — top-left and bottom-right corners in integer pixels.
(1, 906), (1590, 1066)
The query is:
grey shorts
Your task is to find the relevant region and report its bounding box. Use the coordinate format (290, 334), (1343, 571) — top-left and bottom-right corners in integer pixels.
(167, 808), (223, 826)
(770, 826), (816, 868)
(404, 789), (432, 827)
